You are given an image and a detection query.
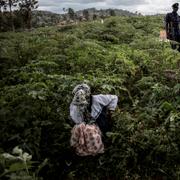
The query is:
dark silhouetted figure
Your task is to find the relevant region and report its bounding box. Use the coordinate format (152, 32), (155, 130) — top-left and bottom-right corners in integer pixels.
(165, 3), (180, 51)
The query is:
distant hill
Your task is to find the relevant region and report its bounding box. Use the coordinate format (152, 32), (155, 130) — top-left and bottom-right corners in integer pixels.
(32, 8), (139, 27)
(32, 10), (63, 27)
(76, 8), (138, 17)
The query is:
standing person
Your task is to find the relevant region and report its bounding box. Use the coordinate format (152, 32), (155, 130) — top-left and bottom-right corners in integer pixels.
(70, 83), (118, 156)
(165, 3), (180, 51)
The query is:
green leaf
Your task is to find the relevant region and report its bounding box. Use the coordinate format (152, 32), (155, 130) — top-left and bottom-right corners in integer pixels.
(160, 101), (174, 112)
(9, 162), (27, 172)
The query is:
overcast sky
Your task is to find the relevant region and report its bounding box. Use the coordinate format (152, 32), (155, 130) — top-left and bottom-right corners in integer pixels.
(38, 0), (178, 15)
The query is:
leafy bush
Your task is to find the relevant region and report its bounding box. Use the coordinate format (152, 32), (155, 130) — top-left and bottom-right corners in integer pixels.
(0, 15), (180, 179)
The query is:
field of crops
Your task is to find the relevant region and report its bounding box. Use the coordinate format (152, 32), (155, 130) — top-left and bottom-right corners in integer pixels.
(0, 15), (180, 179)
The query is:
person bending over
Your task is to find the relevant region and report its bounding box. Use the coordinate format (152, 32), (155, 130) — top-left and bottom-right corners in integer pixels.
(69, 83), (118, 156)
(70, 83), (118, 134)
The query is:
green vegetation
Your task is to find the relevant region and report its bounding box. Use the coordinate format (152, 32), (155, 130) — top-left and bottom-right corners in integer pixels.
(0, 15), (180, 179)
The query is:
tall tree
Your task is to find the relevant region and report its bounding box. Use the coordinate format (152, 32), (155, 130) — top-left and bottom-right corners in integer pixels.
(0, 0), (7, 11)
(0, 0), (6, 30)
(0, 0), (6, 11)
(68, 8), (75, 20)
(18, 0), (38, 29)
(7, 0), (18, 31)
(93, 14), (97, 21)
(109, 9), (116, 16)
(83, 9), (89, 21)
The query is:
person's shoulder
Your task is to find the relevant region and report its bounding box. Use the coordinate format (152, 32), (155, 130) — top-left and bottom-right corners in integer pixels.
(92, 94), (102, 101)
(165, 12), (172, 21)
(92, 94), (107, 99)
(92, 94), (117, 102)
(92, 94), (102, 97)
(92, 94), (105, 100)
(166, 12), (172, 16)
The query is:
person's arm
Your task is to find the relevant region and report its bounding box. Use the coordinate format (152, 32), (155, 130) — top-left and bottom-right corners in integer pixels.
(94, 94), (118, 128)
(70, 103), (84, 124)
(95, 94), (118, 111)
(165, 14), (170, 39)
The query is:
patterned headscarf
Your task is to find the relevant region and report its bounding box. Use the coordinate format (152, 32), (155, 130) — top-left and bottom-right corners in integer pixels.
(72, 84), (91, 106)
(71, 84), (94, 123)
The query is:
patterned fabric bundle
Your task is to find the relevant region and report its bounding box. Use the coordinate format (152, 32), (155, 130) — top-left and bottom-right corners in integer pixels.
(70, 123), (104, 156)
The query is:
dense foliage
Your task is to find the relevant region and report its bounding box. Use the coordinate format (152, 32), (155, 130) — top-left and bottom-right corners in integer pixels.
(0, 15), (180, 179)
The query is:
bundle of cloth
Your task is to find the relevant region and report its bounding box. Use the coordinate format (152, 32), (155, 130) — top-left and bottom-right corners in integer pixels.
(71, 123), (104, 156)
(70, 84), (118, 156)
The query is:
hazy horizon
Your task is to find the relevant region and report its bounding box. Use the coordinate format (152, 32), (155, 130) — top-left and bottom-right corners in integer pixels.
(38, 0), (178, 15)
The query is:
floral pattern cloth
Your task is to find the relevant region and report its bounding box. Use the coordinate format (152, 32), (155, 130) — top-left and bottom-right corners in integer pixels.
(70, 123), (104, 156)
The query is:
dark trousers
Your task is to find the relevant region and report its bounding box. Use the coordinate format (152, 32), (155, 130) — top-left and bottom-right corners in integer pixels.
(96, 107), (111, 136)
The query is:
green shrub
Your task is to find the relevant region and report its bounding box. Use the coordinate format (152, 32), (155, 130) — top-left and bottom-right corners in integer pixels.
(0, 15), (180, 179)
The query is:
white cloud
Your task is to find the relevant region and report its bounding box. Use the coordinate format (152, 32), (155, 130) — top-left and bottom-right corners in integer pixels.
(135, 0), (178, 14)
(106, 0), (148, 6)
(38, 0), (179, 14)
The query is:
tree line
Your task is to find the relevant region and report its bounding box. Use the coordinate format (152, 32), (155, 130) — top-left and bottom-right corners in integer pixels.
(0, 0), (38, 31)
(65, 8), (116, 21)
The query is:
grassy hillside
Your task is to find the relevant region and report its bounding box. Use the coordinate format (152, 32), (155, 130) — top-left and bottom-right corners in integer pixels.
(0, 16), (180, 179)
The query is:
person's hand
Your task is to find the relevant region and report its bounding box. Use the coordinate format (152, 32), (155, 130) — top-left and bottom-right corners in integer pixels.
(107, 110), (114, 120)
(166, 32), (170, 39)
(107, 110), (114, 128)
(108, 110), (114, 116)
